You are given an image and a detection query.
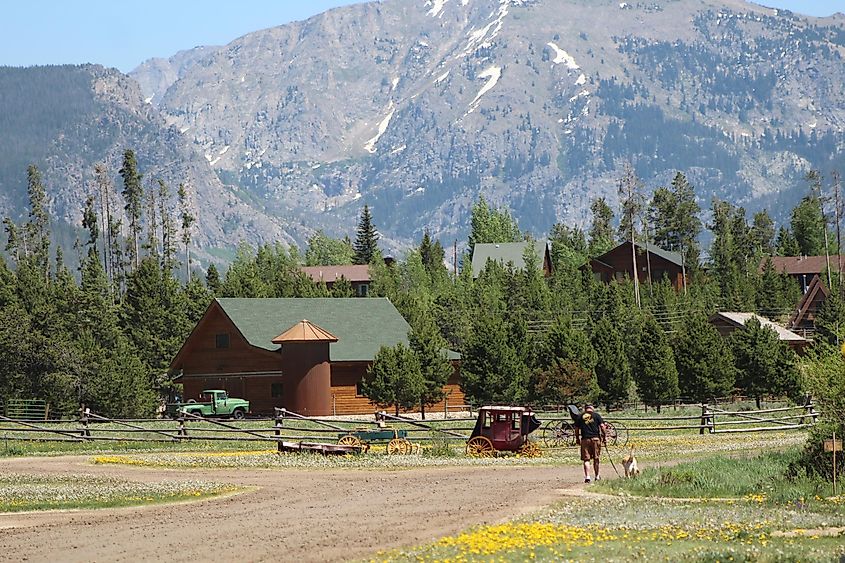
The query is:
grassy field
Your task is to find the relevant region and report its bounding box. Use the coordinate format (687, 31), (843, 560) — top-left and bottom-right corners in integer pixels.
(386, 451), (845, 562)
(0, 473), (241, 513)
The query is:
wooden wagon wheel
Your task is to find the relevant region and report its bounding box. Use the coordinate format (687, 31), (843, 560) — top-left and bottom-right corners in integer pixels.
(519, 440), (542, 458)
(338, 434), (363, 448)
(387, 438), (411, 455)
(466, 436), (495, 458)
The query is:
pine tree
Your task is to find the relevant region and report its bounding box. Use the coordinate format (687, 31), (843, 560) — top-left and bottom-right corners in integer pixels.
(362, 343), (426, 415)
(305, 230), (354, 266)
(118, 150), (143, 271)
(467, 196), (522, 256)
(588, 197), (614, 257)
(731, 317), (801, 408)
(776, 226), (801, 256)
(177, 183), (195, 281)
(158, 179), (178, 274)
(550, 223), (588, 270)
(25, 165), (51, 282)
(409, 312), (453, 419)
(672, 313), (736, 402)
(205, 263), (222, 296)
(461, 313), (529, 405)
(353, 205), (380, 265)
(632, 314), (679, 411)
(750, 210), (776, 255)
(590, 316), (631, 407)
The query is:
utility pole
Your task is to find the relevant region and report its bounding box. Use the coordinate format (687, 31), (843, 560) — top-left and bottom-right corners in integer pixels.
(834, 170), (842, 296)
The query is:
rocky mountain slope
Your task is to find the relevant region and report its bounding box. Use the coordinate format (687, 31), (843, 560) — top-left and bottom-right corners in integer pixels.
(3, 0), (845, 262)
(131, 0), (845, 250)
(0, 64), (296, 261)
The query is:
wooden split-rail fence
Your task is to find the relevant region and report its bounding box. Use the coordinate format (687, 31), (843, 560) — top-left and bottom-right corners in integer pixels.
(0, 401), (820, 451)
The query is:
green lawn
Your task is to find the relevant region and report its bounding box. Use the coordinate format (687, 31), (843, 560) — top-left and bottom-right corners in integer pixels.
(0, 473), (241, 513)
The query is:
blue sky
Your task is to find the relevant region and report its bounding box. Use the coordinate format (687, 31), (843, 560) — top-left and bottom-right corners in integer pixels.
(0, 1), (840, 73)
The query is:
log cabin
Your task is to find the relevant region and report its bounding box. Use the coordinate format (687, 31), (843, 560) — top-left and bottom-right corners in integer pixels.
(585, 241), (687, 291)
(169, 298), (463, 416)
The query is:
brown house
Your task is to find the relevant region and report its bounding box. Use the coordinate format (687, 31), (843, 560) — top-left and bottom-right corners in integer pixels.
(169, 298), (463, 416)
(788, 274), (829, 336)
(709, 312), (810, 354)
(300, 265), (372, 297)
(586, 241), (686, 291)
(766, 255), (845, 293)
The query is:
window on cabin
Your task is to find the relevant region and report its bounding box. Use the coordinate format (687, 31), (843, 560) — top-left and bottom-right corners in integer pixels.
(271, 382), (283, 398)
(356, 283), (369, 297)
(356, 381), (365, 397)
(215, 333), (230, 349)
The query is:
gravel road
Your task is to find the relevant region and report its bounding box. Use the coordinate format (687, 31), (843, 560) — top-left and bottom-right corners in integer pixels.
(0, 456), (582, 562)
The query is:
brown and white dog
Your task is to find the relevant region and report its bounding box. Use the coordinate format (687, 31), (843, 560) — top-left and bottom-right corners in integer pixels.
(622, 446), (640, 478)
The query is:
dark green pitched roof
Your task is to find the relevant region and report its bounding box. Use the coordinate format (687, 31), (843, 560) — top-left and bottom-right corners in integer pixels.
(634, 242), (684, 267)
(215, 298), (459, 362)
(471, 241), (549, 278)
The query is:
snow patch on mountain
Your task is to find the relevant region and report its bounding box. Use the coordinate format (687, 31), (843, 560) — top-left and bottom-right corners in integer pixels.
(547, 42), (580, 70)
(427, 0), (448, 17)
(364, 102), (396, 153)
(468, 66), (501, 114)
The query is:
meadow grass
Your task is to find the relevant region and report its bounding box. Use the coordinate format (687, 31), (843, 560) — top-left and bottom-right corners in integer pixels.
(386, 449), (845, 562)
(0, 473), (241, 513)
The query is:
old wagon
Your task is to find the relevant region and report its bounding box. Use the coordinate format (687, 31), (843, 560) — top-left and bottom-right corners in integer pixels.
(337, 428), (415, 454)
(466, 406), (541, 457)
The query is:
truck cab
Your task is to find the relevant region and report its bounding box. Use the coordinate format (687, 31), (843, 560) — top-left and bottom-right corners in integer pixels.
(172, 389), (250, 419)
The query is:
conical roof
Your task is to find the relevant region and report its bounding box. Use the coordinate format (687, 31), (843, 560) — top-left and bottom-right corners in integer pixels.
(271, 319), (339, 344)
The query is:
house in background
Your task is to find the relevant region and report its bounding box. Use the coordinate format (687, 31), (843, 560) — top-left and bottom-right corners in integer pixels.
(169, 298), (463, 416)
(585, 241), (687, 291)
(470, 241), (553, 279)
(788, 274), (830, 337)
(709, 311), (810, 354)
(300, 264), (372, 296)
(767, 255), (845, 293)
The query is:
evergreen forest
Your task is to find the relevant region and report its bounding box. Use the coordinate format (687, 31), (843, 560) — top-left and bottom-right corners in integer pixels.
(1, 155), (844, 424)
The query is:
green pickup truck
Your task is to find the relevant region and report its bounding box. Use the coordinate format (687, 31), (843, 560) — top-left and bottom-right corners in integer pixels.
(166, 390), (250, 419)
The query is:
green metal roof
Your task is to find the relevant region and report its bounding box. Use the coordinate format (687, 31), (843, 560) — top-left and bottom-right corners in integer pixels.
(635, 242), (684, 267)
(215, 298), (459, 362)
(471, 241), (549, 278)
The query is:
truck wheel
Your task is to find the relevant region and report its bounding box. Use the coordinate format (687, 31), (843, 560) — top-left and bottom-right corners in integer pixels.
(232, 409), (246, 420)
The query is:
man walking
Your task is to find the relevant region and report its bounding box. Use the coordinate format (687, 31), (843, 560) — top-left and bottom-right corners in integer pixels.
(573, 403), (606, 483)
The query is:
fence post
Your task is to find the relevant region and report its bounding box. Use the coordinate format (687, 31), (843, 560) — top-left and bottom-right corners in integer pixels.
(80, 407), (91, 438)
(700, 404), (712, 435)
(802, 394), (817, 425)
(178, 415), (187, 438)
(274, 408), (284, 453)
(444, 396), (448, 418)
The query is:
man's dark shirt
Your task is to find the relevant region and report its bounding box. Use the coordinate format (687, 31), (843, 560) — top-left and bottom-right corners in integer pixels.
(574, 411), (604, 439)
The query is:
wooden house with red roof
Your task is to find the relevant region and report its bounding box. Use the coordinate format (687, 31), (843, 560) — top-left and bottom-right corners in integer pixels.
(766, 255), (845, 293)
(169, 298), (463, 416)
(300, 265), (372, 296)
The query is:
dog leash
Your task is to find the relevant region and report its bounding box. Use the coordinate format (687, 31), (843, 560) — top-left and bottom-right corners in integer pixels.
(602, 434), (621, 478)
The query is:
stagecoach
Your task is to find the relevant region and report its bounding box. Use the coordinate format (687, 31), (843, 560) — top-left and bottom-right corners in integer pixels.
(465, 406), (542, 457)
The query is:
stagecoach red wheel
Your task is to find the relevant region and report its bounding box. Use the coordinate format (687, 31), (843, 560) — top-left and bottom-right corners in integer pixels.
(466, 436), (495, 458)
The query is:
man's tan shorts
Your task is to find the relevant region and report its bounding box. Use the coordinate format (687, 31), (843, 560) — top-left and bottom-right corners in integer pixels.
(580, 437), (601, 461)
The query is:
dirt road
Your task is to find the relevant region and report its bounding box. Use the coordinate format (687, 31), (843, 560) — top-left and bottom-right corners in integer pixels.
(0, 456), (582, 562)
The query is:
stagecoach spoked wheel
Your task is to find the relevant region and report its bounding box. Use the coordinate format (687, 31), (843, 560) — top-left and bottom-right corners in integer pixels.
(466, 436), (495, 458)
(387, 438), (412, 455)
(519, 441), (542, 458)
(604, 422), (628, 447)
(542, 420), (576, 448)
(338, 435), (363, 448)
